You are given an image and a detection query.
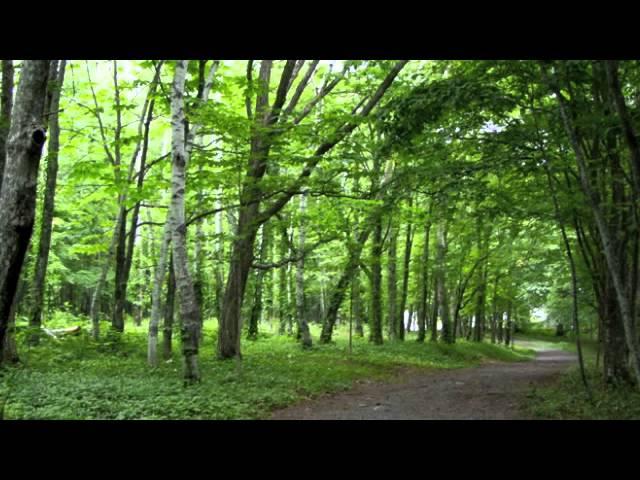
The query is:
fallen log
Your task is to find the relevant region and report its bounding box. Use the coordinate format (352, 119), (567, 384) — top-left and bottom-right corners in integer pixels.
(42, 326), (81, 339)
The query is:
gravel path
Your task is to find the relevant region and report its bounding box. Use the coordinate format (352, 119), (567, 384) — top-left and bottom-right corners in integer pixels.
(270, 348), (576, 420)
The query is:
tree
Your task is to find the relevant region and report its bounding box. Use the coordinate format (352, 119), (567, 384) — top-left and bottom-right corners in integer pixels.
(0, 60), (51, 350)
(217, 60), (408, 359)
(169, 60), (202, 384)
(29, 60), (67, 344)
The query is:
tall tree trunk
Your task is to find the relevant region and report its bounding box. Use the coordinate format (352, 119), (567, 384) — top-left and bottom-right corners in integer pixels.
(369, 213), (383, 345)
(545, 165), (591, 395)
(90, 213), (122, 339)
(0, 60), (50, 350)
(148, 216), (171, 366)
(170, 60), (201, 384)
(436, 221), (452, 343)
(0, 60), (15, 363)
(112, 64), (162, 335)
(417, 216), (432, 343)
(111, 204), (128, 333)
(473, 220), (489, 343)
(119, 97), (156, 332)
(214, 193), (225, 322)
(320, 227), (372, 343)
(504, 302), (512, 347)
(278, 222), (289, 335)
(352, 268), (364, 337)
(545, 63), (640, 387)
(398, 206), (413, 341)
(490, 274), (499, 345)
(430, 274), (439, 342)
(28, 61), (66, 344)
(387, 219), (398, 340)
(247, 223), (270, 339)
(163, 253), (176, 361)
(218, 60), (275, 359)
(296, 190), (312, 348)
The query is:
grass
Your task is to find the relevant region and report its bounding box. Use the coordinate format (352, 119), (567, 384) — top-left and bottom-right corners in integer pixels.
(0, 315), (532, 420)
(524, 366), (640, 420)
(518, 329), (640, 419)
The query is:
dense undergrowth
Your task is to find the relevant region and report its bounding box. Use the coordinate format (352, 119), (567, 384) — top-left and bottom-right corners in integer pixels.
(0, 315), (532, 420)
(525, 366), (640, 420)
(518, 329), (640, 420)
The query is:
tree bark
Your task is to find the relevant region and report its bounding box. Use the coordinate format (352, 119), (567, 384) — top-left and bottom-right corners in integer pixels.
(214, 193), (225, 322)
(0, 60), (14, 190)
(295, 190), (312, 347)
(544, 165), (592, 397)
(369, 213), (384, 345)
(387, 218), (398, 340)
(247, 222), (270, 339)
(490, 274), (499, 344)
(0, 60), (50, 349)
(170, 60), (201, 384)
(112, 64), (162, 334)
(398, 204), (414, 341)
(163, 253), (176, 361)
(320, 227), (372, 343)
(417, 216), (432, 343)
(352, 268), (364, 337)
(544, 63), (640, 387)
(28, 61), (66, 344)
(436, 221), (452, 343)
(148, 216), (171, 366)
(278, 221), (290, 335)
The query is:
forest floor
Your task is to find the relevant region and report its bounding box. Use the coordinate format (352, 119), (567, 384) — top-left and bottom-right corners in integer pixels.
(270, 340), (576, 420)
(0, 319), (535, 420)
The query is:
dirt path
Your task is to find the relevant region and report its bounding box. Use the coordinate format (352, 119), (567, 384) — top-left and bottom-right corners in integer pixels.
(270, 347), (576, 420)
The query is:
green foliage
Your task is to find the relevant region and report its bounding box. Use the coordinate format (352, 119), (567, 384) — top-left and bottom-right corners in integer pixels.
(524, 366), (640, 420)
(1, 318), (529, 420)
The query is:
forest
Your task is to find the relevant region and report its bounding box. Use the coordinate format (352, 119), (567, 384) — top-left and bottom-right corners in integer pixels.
(1, 59), (640, 420)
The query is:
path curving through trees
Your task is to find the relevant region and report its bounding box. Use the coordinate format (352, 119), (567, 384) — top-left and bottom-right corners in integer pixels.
(270, 345), (576, 420)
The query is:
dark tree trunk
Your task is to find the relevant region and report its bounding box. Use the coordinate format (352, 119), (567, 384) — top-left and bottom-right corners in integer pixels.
(278, 222), (289, 335)
(0, 61), (50, 350)
(430, 275), (438, 342)
(248, 223), (270, 340)
(320, 227), (372, 343)
(398, 213), (413, 341)
(545, 62), (640, 386)
(369, 214), (383, 345)
(602, 278), (630, 384)
(352, 268), (364, 337)
(504, 302), (512, 347)
(214, 197), (225, 323)
(163, 253), (176, 360)
(417, 217), (432, 343)
(0, 60), (14, 190)
(435, 222), (452, 343)
(490, 275), (499, 344)
(387, 219), (398, 340)
(29, 61), (66, 344)
(111, 205), (128, 333)
(473, 262), (487, 342)
(218, 221), (259, 358)
(295, 191), (312, 348)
